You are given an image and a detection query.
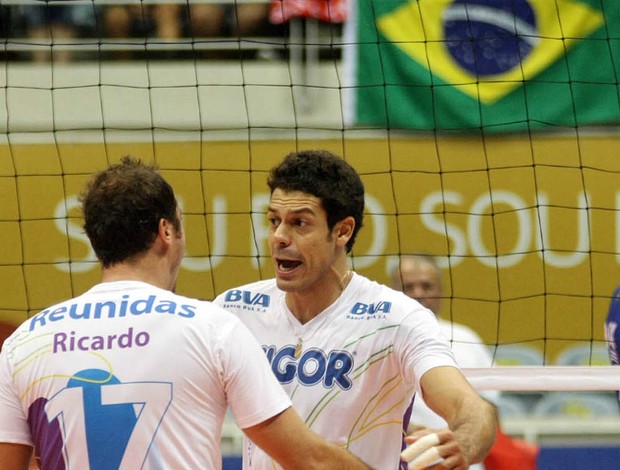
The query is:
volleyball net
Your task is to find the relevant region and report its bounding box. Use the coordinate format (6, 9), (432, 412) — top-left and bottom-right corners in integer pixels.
(1, 0), (620, 419)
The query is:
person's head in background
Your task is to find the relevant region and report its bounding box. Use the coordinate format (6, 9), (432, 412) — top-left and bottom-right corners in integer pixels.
(391, 254), (442, 316)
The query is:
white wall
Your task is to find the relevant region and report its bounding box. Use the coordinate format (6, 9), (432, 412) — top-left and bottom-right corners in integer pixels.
(0, 59), (351, 141)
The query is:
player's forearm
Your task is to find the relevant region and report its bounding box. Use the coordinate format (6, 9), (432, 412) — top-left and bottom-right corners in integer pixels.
(308, 441), (374, 470)
(0, 442), (33, 470)
(248, 407), (374, 470)
(450, 397), (498, 464)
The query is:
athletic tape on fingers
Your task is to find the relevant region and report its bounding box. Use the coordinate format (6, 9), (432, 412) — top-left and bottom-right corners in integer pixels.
(408, 447), (441, 470)
(400, 433), (440, 462)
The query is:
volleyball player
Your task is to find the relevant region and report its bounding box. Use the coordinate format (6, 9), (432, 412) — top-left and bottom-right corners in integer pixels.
(214, 150), (498, 469)
(0, 156), (372, 470)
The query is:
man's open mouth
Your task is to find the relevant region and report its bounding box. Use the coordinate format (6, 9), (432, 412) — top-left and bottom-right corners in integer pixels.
(277, 259), (302, 271)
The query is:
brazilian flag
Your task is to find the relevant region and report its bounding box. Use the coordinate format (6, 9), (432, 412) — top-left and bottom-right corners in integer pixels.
(348, 0), (620, 132)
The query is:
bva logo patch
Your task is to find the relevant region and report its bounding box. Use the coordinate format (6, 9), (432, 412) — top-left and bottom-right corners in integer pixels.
(223, 290), (270, 307)
(350, 301), (392, 315)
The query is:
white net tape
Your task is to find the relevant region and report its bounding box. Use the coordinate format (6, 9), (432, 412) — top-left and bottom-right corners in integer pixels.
(464, 366), (620, 392)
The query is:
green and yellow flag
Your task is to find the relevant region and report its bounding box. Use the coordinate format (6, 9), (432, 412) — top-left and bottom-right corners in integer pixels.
(347, 0), (620, 132)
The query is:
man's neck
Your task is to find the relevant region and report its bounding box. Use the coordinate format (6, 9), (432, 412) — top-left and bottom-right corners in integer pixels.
(101, 260), (170, 292)
(285, 270), (353, 325)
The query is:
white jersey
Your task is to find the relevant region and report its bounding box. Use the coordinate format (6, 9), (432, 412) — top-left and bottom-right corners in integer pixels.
(0, 281), (291, 470)
(214, 272), (458, 470)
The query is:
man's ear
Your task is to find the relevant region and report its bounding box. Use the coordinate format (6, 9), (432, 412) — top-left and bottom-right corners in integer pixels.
(159, 218), (173, 242)
(335, 216), (355, 247)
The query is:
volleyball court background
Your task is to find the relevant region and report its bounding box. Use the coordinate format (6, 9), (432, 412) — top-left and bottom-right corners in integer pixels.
(1, 0), (620, 442)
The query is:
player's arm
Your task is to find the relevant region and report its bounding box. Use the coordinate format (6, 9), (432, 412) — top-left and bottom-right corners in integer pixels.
(243, 406), (374, 470)
(413, 366), (498, 467)
(0, 442), (33, 469)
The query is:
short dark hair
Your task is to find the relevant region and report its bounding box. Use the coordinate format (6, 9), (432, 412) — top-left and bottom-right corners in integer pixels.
(267, 150), (365, 253)
(80, 156), (180, 268)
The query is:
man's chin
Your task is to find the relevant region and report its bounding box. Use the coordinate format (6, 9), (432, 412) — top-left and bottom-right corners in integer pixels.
(275, 276), (296, 292)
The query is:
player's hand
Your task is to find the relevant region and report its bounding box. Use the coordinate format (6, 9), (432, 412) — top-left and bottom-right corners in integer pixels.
(401, 429), (468, 470)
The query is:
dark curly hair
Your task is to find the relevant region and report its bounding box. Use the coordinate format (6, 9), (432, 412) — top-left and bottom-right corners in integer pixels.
(80, 156), (180, 268)
(267, 150), (365, 253)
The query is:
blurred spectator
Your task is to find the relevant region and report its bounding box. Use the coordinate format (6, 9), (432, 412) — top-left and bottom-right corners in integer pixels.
(189, 2), (269, 38)
(103, 4), (181, 59)
(0, 7), (12, 39)
(186, 2), (270, 59)
(0, 7), (16, 61)
(102, 2), (270, 59)
(16, 3), (97, 62)
(269, 0), (348, 24)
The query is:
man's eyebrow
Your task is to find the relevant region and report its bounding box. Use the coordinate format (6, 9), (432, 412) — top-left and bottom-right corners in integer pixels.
(267, 205), (316, 216)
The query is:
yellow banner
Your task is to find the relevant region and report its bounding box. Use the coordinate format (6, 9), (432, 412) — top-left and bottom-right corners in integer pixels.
(1, 136), (618, 362)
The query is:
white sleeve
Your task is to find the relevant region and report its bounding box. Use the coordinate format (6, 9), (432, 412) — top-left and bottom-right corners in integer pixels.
(0, 348), (33, 445)
(212, 293), (225, 308)
(397, 308), (459, 390)
(220, 321), (291, 430)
